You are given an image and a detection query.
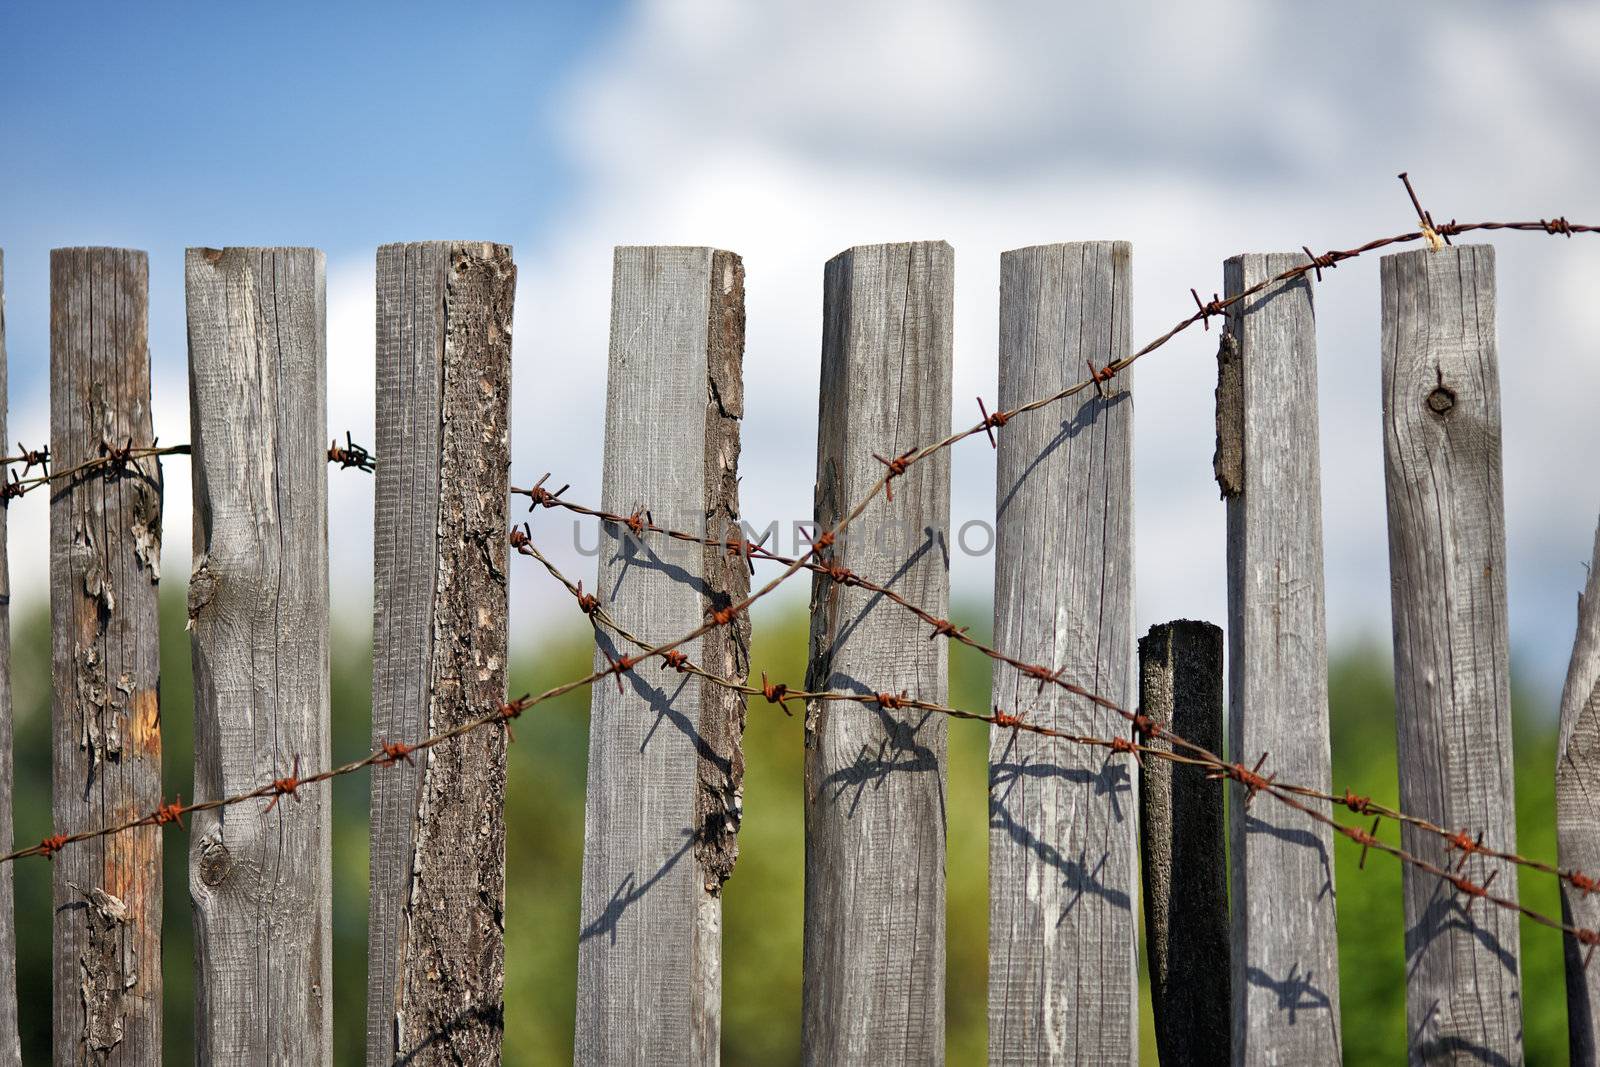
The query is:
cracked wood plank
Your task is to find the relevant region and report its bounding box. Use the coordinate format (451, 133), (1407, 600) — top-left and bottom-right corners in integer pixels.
(0, 250), (20, 1063)
(369, 241), (515, 1065)
(49, 247), (163, 1067)
(1382, 245), (1523, 1065)
(987, 241), (1136, 1065)
(1138, 620), (1229, 1067)
(185, 247), (331, 1064)
(802, 241), (951, 1065)
(1559, 517), (1600, 1063)
(1222, 253), (1342, 1065)
(576, 247), (748, 1066)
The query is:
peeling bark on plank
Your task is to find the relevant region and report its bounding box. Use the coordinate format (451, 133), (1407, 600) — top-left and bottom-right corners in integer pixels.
(803, 241), (951, 1066)
(1381, 245), (1522, 1065)
(49, 248), (162, 1066)
(576, 247), (749, 1066)
(1559, 518), (1600, 1064)
(185, 247), (331, 1064)
(369, 241), (515, 1066)
(1223, 252), (1342, 1065)
(0, 250), (21, 1063)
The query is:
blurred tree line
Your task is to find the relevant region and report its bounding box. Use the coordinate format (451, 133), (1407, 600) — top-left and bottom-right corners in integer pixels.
(4, 593), (1568, 1063)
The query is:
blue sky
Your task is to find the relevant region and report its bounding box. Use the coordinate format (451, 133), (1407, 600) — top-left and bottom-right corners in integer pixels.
(1, 2), (615, 387)
(4, 0), (1600, 703)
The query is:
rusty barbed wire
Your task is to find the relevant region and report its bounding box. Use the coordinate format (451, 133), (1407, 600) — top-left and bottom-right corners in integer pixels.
(327, 431), (375, 473)
(9, 193), (1600, 955)
(512, 487), (1600, 903)
(0, 440), (188, 502)
(511, 526), (1600, 956)
(0, 429), (374, 502)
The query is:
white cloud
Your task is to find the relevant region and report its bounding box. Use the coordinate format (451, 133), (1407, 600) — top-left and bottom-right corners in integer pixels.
(509, 0), (1600, 702)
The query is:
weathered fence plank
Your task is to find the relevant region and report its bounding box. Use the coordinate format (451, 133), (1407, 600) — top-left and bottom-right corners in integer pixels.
(1559, 516), (1600, 1062)
(1381, 244), (1522, 1063)
(1138, 620), (1229, 1067)
(988, 240), (1136, 1064)
(50, 247), (163, 1066)
(0, 250), (20, 1064)
(1219, 252), (1342, 1063)
(576, 246), (749, 1065)
(803, 241), (951, 1065)
(185, 247), (331, 1063)
(368, 241), (515, 1065)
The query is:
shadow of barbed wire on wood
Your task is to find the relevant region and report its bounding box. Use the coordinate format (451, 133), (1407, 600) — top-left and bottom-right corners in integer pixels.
(393, 1002), (505, 1065)
(1404, 881), (1520, 977)
(814, 691), (942, 822)
(996, 391), (1129, 522)
(819, 527), (947, 658)
(593, 630), (732, 782)
(579, 831), (697, 946)
(1408, 999), (1520, 1067)
(987, 793), (1133, 923)
(1242, 810), (1336, 903)
(1244, 962), (1335, 1025)
(602, 525), (716, 605)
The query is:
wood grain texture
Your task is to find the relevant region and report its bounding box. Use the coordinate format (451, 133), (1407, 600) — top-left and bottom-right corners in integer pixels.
(1222, 253), (1342, 1064)
(1559, 518), (1600, 1064)
(49, 248), (163, 1066)
(1138, 620), (1229, 1067)
(0, 251), (21, 1064)
(576, 247), (749, 1066)
(988, 241), (1135, 1065)
(185, 247), (331, 1065)
(369, 242), (515, 1065)
(803, 241), (951, 1066)
(1381, 245), (1522, 1065)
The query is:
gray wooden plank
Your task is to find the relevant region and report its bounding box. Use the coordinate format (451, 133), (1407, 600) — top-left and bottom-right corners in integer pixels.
(802, 241), (951, 1066)
(576, 247), (749, 1066)
(1221, 252), (1342, 1064)
(1559, 517), (1600, 1063)
(49, 247), (163, 1066)
(368, 241), (515, 1065)
(185, 247), (331, 1064)
(1381, 244), (1522, 1065)
(1138, 620), (1229, 1067)
(988, 240), (1136, 1065)
(0, 250), (21, 1064)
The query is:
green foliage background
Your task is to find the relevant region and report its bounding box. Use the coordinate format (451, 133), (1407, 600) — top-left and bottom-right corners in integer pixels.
(5, 594), (1568, 1063)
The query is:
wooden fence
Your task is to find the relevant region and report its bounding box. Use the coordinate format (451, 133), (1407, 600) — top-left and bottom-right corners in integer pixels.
(0, 236), (1593, 1065)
